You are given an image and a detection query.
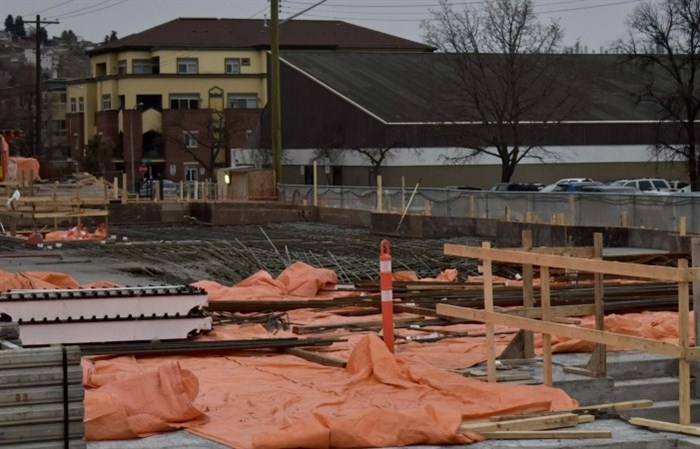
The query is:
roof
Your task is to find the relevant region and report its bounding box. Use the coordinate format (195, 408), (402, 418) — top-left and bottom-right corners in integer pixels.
(88, 18), (434, 55)
(280, 52), (664, 123)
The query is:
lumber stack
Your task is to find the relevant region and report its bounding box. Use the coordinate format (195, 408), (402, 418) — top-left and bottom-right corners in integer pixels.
(0, 324), (85, 448)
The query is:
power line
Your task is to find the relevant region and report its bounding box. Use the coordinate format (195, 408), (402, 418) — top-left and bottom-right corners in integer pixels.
(22, 0), (77, 16)
(48, 0), (131, 20)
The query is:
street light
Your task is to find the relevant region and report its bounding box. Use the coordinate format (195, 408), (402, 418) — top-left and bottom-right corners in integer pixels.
(129, 103), (144, 193)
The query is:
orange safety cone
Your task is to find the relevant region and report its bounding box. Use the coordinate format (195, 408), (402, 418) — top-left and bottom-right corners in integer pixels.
(379, 239), (395, 353)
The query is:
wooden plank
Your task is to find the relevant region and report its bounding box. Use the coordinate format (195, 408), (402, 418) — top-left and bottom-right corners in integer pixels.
(589, 232), (607, 376)
(292, 315), (422, 334)
(483, 242), (496, 383)
(501, 246), (596, 257)
(461, 413), (580, 432)
(444, 243), (700, 282)
(284, 347), (347, 368)
(541, 266), (552, 386)
(18, 210), (109, 219)
(577, 399), (653, 413)
(520, 230), (536, 359)
(476, 430), (611, 439)
(629, 417), (700, 436)
(678, 258), (691, 426)
(436, 304), (681, 357)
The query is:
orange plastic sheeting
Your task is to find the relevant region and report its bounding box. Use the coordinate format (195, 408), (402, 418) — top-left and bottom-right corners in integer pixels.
(194, 261), (354, 301)
(393, 269), (459, 282)
(109, 333), (576, 448)
(0, 269), (81, 291)
(0, 270), (124, 291)
(44, 223), (107, 241)
(7, 156), (40, 181)
(83, 358), (207, 440)
(545, 311), (696, 353)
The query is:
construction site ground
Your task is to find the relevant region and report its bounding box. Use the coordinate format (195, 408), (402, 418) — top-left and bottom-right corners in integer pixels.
(2, 222), (699, 449)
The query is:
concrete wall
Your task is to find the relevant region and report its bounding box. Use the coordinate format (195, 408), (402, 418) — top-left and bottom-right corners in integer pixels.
(108, 201), (693, 251)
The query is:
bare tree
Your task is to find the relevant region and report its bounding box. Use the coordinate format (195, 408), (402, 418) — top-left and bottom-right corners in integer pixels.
(165, 109), (230, 178)
(351, 146), (396, 185)
(421, 0), (575, 182)
(82, 134), (115, 176)
(617, 0), (700, 190)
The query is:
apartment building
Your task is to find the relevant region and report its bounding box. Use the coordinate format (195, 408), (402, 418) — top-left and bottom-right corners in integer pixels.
(66, 18), (432, 190)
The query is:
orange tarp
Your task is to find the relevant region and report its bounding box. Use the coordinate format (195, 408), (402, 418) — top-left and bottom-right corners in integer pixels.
(84, 334), (578, 448)
(193, 261), (353, 301)
(0, 265), (693, 447)
(7, 156), (40, 181)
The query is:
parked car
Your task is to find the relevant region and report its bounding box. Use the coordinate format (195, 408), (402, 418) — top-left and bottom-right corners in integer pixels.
(550, 181), (605, 192)
(611, 178), (672, 194)
(539, 178), (594, 192)
(669, 180), (691, 192)
(489, 182), (543, 192)
(577, 185), (642, 194)
(139, 179), (178, 198)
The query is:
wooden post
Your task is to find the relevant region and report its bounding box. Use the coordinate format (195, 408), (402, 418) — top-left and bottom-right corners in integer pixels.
(482, 241), (497, 383)
(541, 265), (552, 386)
(423, 200), (431, 216)
(568, 195), (575, 226)
(469, 196), (476, 218)
(313, 161), (318, 207)
(621, 211), (628, 228)
(121, 173), (128, 204)
(113, 176), (119, 200)
(401, 176), (406, 213)
(194, 180), (199, 201)
(52, 183), (58, 231)
(679, 216), (687, 236)
(504, 206), (511, 222)
(589, 232), (607, 376)
(521, 230), (535, 358)
(692, 238), (700, 398)
(376, 175), (383, 212)
(678, 258), (691, 425)
(154, 180), (161, 203)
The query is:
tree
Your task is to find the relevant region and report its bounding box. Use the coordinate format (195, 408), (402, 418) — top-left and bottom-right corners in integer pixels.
(421, 0), (576, 182)
(103, 30), (118, 44)
(617, 0), (700, 190)
(4, 15), (13, 33)
(352, 146), (396, 185)
(165, 109), (232, 178)
(82, 135), (115, 175)
(13, 16), (26, 39)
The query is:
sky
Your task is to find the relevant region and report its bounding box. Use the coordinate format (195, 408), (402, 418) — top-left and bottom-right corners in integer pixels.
(1, 0), (645, 52)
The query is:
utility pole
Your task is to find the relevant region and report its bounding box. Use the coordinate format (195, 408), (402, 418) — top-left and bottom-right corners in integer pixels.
(269, 0), (326, 186)
(35, 15), (59, 157)
(270, 0), (282, 185)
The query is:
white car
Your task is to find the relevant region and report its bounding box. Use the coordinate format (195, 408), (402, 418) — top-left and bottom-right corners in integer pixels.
(612, 178), (672, 194)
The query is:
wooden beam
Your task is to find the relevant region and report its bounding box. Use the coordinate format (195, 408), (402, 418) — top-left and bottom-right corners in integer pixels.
(461, 413), (582, 432)
(436, 304), (681, 357)
(501, 246), (596, 258)
(678, 258), (691, 426)
(476, 430), (611, 439)
(541, 266), (552, 386)
(577, 399), (653, 414)
(629, 417), (700, 436)
(483, 241), (496, 383)
(444, 244), (700, 282)
(521, 229), (535, 359)
(283, 347), (347, 368)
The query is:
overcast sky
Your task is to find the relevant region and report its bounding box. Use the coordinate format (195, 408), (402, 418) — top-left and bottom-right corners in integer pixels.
(1, 0), (642, 52)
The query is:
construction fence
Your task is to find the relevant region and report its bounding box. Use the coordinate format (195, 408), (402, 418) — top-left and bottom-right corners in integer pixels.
(278, 184), (700, 234)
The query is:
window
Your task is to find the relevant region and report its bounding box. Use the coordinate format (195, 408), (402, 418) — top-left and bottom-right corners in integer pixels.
(69, 98), (76, 113)
(227, 93), (258, 109)
(78, 97), (84, 112)
(225, 58), (241, 74)
(177, 58), (198, 74)
(133, 58), (159, 74)
(185, 164), (198, 181)
(118, 60), (127, 75)
(170, 94), (199, 109)
(241, 58), (251, 66)
(102, 94), (112, 111)
(183, 131), (198, 149)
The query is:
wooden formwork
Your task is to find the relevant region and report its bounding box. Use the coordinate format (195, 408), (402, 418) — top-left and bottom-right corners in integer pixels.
(437, 233), (700, 426)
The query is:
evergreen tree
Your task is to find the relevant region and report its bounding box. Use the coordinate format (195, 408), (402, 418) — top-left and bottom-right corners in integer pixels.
(14, 16), (26, 39)
(4, 15), (13, 33)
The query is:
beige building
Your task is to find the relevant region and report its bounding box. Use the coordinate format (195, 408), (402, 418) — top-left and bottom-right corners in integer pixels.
(66, 18), (432, 191)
